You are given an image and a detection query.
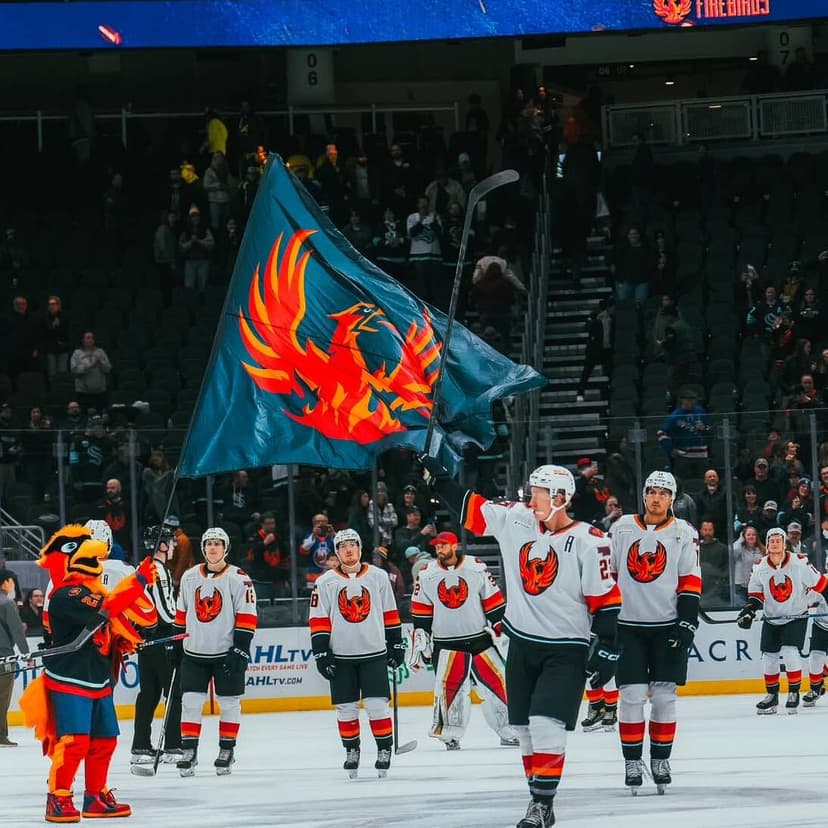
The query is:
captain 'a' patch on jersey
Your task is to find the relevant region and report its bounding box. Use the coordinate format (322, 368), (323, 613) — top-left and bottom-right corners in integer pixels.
(411, 556), (505, 644)
(749, 552), (828, 626)
(309, 563), (401, 660)
(609, 514), (701, 626)
(461, 492), (620, 646)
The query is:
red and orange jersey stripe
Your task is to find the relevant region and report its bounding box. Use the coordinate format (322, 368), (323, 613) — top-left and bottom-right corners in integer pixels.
(234, 612), (257, 632)
(174, 609), (186, 627)
(309, 617), (332, 635)
(481, 592), (506, 613)
(410, 600), (433, 618)
(383, 609), (401, 628)
(815, 574), (828, 593)
(463, 492), (489, 536)
(676, 574), (702, 596)
(584, 583), (622, 614)
(748, 591), (765, 603)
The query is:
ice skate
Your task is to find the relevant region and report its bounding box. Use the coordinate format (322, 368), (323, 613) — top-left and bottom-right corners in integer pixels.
(374, 748), (391, 778)
(624, 759), (645, 795)
(516, 799), (554, 827)
(45, 789), (80, 824)
(344, 748), (360, 779)
(785, 691), (800, 714)
(651, 758), (671, 794)
(81, 788), (132, 818)
(129, 748), (155, 766)
(803, 686), (824, 707)
(756, 692), (778, 715)
(500, 736), (520, 747)
(444, 738), (461, 750)
(161, 748), (183, 764)
(177, 743), (198, 777)
(580, 702), (605, 732)
(602, 704), (618, 731)
(214, 745), (236, 775)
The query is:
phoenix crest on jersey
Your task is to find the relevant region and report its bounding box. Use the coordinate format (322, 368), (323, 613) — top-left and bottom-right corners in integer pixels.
(768, 575), (793, 603)
(437, 577), (470, 609)
(337, 585), (371, 623)
(518, 540), (559, 595)
(626, 538), (668, 583)
(194, 586), (223, 622)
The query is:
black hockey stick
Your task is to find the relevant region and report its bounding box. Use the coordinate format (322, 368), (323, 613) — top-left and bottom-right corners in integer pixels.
(391, 670), (417, 755)
(698, 608), (828, 625)
(1, 614), (108, 668)
(422, 168), (520, 457)
(131, 666), (178, 778)
(136, 633), (188, 651)
(697, 608), (740, 625)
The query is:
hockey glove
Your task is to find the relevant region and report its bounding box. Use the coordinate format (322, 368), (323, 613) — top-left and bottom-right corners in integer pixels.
(586, 640), (620, 689)
(386, 641), (407, 670)
(166, 639), (183, 668)
(418, 453), (449, 485)
(407, 629), (432, 669)
(737, 606), (756, 629)
(314, 650), (337, 680)
(667, 619), (697, 650)
(222, 647), (250, 676)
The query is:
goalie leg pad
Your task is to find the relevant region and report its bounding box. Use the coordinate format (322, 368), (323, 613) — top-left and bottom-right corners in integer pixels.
(471, 647), (515, 740)
(430, 649), (471, 742)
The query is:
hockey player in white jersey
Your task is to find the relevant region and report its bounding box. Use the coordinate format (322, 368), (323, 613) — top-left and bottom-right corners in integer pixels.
(609, 469), (701, 794)
(309, 529), (404, 779)
(737, 527), (828, 713)
(172, 527), (257, 777)
(803, 587), (828, 706)
(421, 458), (622, 828)
(131, 525), (182, 768)
(409, 530), (517, 750)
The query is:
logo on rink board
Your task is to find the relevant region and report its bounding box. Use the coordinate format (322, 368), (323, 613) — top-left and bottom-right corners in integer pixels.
(437, 577), (469, 609)
(194, 586), (224, 622)
(626, 539), (668, 583)
(337, 585), (372, 623)
(518, 541), (559, 595)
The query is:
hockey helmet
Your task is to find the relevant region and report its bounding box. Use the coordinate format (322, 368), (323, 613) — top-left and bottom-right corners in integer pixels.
(528, 464), (576, 507)
(334, 528), (362, 552)
(84, 519), (113, 553)
(143, 524), (175, 554)
(643, 469), (677, 503)
(766, 526), (787, 545)
(201, 526), (230, 555)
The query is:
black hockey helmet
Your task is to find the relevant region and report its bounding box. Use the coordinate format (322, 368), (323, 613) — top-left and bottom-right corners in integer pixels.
(143, 524), (175, 554)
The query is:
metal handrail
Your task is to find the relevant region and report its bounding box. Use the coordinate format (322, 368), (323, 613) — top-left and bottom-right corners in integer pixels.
(0, 511), (45, 560)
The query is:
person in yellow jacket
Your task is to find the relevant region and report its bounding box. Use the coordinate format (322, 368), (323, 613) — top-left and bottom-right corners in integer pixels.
(202, 109), (227, 157)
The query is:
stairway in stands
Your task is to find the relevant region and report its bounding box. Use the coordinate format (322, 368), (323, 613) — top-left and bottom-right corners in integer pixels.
(538, 230), (613, 468)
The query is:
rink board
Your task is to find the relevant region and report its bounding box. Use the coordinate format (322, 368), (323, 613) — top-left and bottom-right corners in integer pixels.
(7, 614), (780, 724)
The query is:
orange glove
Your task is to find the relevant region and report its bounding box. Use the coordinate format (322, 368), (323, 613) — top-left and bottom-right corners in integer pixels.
(136, 555), (157, 588)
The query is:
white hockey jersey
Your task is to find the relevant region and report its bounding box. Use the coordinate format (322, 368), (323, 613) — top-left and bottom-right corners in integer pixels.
(807, 589), (828, 633)
(609, 514), (701, 626)
(748, 552), (828, 626)
(174, 563), (258, 659)
(462, 493), (621, 646)
(411, 556), (505, 645)
(101, 559), (135, 590)
(309, 564), (401, 660)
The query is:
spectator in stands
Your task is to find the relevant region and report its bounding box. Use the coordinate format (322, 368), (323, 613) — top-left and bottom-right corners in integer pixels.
(0, 226), (30, 281)
(783, 339), (817, 395)
(372, 206), (408, 281)
(179, 160), (208, 217)
(406, 195), (442, 303)
(141, 447), (178, 525)
(571, 457), (609, 523)
(699, 520), (729, 607)
(5, 295), (38, 381)
(397, 482), (434, 524)
(817, 467), (828, 534)
(796, 288), (823, 349)
(469, 253), (526, 348)
(768, 309), (797, 388)
(747, 457), (784, 506)
(382, 143), (415, 216)
(784, 47), (815, 91)
(439, 201), (473, 314)
(39, 295), (71, 378)
(671, 478), (698, 527)
(779, 477), (814, 535)
(233, 99), (265, 177)
(202, 108), (228, 157)
(786, 521), (807, 558)
(657, 388), (711, 475)
(245, 512), (288, 597)
(733, 485), (762, 536)
(393, 506), (436, 562)
(746, 284), (787, 339)
(102, 172), (129, 256)
(73, 414), (114, 486)
(788, 373), (825, 456)
(372, 546), (405, 605)
(20, 406), (53, 499)
(426, 166), (466, 217)
(455, 152), (478, 196)
(231, 164), (260, 228)
(814, 347), (828, 392)
(594, 494), (623, 532)
(611, 225), (653, 304)
(367, 481), (398, 548)
(465, 93), (490, 175)
(219, 469), (260, 525)
(732, 524), (764, 603)
(347, 489), (373, 557)
(18, 587), (44, 635)
(316, 143), (348, 223)
(407, 546), (433, 587)
(341, 208), (373, 255)
(102, 442), (140, 500)
(741, 50), (781, 94)
(153, 209), (179, 306)
(757, 499), (780, 537)
(216, 216), (242, 282)
(95, 478), (132, 560)
(661, 306), (703, 395)
(69, 330), (111, 414)
(560, 134), (600, 279)
(698, 469), (727, 539)
(299, 512), (335, 587)
(203, 151), (232, 231)
(576, 299), (611, 402)
(179, 205), (214, 291)
(651, 230), (676, 296)
(651, 293), (681, 360)
(59, 400), (86, 440)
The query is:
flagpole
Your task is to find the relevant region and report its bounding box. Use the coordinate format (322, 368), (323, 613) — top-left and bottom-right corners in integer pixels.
(423, 169), (519, 458)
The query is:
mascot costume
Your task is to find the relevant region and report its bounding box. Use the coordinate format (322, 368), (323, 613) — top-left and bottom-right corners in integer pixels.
(20, 524), (157, 822)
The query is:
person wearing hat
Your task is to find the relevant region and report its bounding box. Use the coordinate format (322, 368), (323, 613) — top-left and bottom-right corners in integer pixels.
(571, 458), (610, 523)
(785, 521), (805, 557)
(178, 203), (214, 291)
(410, 530), (517, 750)
(746, 457), (784, 507)
(393, 506), (436, 588)
(371, 546), (405, 604)
(738, 526), (828, 713)
(405, 545), (432, 584)
(779, 477), (815, 537)
(656, 388), (711, 478)
(757, 499), (780, 539)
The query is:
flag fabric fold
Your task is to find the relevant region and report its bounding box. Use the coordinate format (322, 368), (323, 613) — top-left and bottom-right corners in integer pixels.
(178, 155), (547, 477)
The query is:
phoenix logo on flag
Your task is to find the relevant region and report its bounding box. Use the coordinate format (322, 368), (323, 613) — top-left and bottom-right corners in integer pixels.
(238, 229), (441, 445)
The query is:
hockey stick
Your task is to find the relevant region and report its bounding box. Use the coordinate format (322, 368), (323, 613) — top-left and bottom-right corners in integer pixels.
(422, 168), (520, 457)
(0, 615), (108, 667)
(391, 669), (417, 755)
(136, 633), (189, 651)
(698, 608), (828, 625)
(131, 666), (178, 778)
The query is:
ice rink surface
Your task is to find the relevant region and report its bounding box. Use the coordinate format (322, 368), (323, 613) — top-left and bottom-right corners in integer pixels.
(3, 693), (826, 828)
